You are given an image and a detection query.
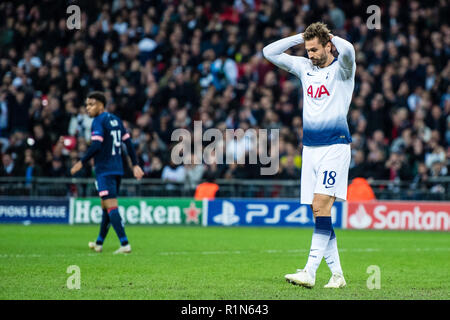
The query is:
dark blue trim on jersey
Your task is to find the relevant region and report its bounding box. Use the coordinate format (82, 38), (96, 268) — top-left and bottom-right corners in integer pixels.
(303, 126), (352, 146)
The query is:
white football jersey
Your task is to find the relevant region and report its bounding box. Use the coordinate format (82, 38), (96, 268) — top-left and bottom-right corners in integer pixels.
(263, 34), (356, 146)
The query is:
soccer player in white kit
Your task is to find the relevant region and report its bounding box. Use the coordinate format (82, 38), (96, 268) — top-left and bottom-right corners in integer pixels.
(263, 22), (355, 288)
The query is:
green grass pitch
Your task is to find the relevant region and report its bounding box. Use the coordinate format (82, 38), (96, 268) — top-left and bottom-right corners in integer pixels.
(0, 224), (449, 300)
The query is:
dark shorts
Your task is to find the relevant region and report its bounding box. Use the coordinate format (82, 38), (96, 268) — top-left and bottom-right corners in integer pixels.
(95, 175), (122, 200)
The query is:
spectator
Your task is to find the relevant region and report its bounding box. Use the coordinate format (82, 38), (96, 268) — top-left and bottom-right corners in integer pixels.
(146, 156), (163, 179)
(411, 162), (430, 194)
(385, 152), (413, 182)
(211, 52), (238, 91)
(277, 155), (301, 180)
(390, 127), (413, 155)
(349, 149), (367, 180)
(202, 150), (226, 181)
(366, 147), (388, 180)
(347, 177), (376, 201)
(425, 139), (446, 169)
(68, 106), (94, 141)
(429, 161), (447, 196)
(224, 162), (250, 179)
(161, 159), (186, 191)
(446, 115), (450, 146)
(194, 173), (219, 200)
(184, 154), (205, 191)
(47, 157), (65, 177)
(0, 152), (21, 176)
(0, 90), (9, 137)
(426, 105), (447, 140)
(280, 142), (301, 170)
(23, 149), (41, 184)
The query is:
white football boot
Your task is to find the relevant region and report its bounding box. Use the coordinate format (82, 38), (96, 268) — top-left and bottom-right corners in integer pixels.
(285, 269), (315, 288)
(88, 241), (102, 253)
(324, 273), (346, 288)
(113, 244), (132, 254)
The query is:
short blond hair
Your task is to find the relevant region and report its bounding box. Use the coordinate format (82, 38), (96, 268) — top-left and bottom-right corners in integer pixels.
(303, 22), (331, 47)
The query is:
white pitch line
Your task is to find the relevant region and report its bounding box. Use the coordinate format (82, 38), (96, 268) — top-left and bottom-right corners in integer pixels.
(157, 247), (450, 256)
(156, 248), (382, 256)
(0, 247), (449, 259)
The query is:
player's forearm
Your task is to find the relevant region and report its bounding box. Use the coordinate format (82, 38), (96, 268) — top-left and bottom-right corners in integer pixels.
(124, 139), (138, 166)
(263, 33), (304, 57)
(262, 33), (304, 71)
(331, 36), (355, 69)
(81, 140), (102, 165)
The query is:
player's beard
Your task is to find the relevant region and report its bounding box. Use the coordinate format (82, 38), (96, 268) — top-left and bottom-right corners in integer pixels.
(311, 53), (327, 67)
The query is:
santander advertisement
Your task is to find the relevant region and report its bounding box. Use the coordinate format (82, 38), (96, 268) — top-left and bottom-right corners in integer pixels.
(346, 201), (449, 231)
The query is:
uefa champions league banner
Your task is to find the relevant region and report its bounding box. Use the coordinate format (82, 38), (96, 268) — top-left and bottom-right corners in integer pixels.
(70, 198), (205, 225)
(206, 199), (344, 228)
(0, 199), (70, 224)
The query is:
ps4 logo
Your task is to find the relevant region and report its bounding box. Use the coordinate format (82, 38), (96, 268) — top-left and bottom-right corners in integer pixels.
(213, 201), (240, 226)
(212, 201), (336, 226)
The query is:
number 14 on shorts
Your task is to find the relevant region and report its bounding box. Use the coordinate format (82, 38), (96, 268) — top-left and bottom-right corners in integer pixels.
(323, 170), (336, 188)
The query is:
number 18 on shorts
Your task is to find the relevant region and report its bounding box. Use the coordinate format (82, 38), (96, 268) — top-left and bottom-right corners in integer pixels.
(300, 144), (351, 204)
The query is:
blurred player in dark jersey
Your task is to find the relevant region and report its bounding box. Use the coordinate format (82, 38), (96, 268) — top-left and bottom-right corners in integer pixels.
(71, 91), (144, 254)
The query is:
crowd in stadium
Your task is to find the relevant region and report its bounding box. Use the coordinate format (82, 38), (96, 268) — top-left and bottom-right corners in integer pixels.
(0, 0), (449, 196)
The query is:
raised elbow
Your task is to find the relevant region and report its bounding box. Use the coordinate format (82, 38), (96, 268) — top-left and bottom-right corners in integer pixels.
(262, 46), (269, 59)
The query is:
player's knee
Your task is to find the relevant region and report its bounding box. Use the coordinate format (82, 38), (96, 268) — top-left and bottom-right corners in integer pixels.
(311, 201), (331, 217)
(103, 198), (118, 209)
(311, 202), (320, 216)
(312, 206), (323, 217)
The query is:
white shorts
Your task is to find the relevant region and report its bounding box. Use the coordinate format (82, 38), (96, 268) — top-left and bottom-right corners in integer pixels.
(300, 144), (351, 204)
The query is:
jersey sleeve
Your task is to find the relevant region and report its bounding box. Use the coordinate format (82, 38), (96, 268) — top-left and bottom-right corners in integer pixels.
(262, 33), (309, 78)
(120, 120), (131, 142)
(331, 36), (356, 79)
(120, 120), (138, 166)
(90, 118), (104, 143)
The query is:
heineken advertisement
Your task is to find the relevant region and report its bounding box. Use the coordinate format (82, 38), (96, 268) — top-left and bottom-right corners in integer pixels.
(70, 198), (205, 225)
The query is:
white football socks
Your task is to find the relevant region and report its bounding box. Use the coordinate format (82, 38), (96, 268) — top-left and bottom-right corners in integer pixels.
(323, 236), (343, 275)
(304, 231), (331, 278)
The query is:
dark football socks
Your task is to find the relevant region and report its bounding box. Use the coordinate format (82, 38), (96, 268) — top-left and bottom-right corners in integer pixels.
(108, 206), (129, 246)
(96, 209), (110, 245)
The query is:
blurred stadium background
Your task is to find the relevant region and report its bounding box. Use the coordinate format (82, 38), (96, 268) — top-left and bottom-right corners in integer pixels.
(0, 0), (449, 301)
(0, 0), (449, 200)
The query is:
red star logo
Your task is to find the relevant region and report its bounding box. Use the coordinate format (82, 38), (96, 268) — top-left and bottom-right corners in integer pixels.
(183, 202), (201, 224)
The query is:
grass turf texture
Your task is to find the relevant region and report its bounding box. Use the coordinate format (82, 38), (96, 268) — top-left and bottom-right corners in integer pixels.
(0, 225), (449, 300)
